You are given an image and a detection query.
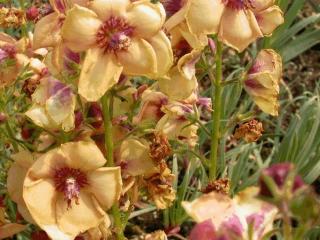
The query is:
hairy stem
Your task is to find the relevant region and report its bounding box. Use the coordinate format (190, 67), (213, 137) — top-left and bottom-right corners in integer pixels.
(209, 40), (223, 180)
(101, 92), (125, 240)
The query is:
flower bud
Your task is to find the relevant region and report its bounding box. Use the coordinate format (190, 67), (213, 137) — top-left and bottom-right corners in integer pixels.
(26, 6), (39, 21)
(259, 163), (304, 197)
(0, 112), (7, 124)
(88, 102), (103, 129)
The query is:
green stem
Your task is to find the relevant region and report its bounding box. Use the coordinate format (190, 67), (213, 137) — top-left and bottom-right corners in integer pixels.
(101, 92), (125, 240)
(209, 40), (223, 180)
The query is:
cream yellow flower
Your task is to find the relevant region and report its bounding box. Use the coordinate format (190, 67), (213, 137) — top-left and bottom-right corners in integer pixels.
(25, 76), (76, 132)
(158, 50), (200, 101)
(61, 0), (173, 101)
(0, 33), (29, 88)
(23, 141), (122, 240)
(183, 187), (278, 240)
(156, 102), (198, 147)
(164, 0), (284, 52)
(244, 49), (282, 116)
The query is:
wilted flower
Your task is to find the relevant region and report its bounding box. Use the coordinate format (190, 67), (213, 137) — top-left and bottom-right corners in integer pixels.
(25, 76), (76, 132)
(144, 164), (176, 209)
(244, 49), (282, 116)
(0, 7), (24, 28)
(183, 187), (278, 240)
(61, 0), (173, 101)
(23, 141), (122, 240)
(259, 163), (305, 198)
(234, 119), (264, 143)
(149, 133), (172, 163)
(202, 178), (230, 195)
(156, 102), (198, 147)
(164, 0), (284, 52)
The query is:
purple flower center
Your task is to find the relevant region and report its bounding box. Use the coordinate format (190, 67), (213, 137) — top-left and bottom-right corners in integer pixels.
(53, 167), (88, 209)
(96, 16), (134, 54)
(222, 0), (253, 10)
(161, 0), (185, 17)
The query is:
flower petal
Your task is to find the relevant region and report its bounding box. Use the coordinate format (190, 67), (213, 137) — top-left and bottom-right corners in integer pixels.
(23, 179), (57, 228)
(61, 5), (101, 52)
(182, 192), (235, 225)
(255, 6), (284, 36)
(250, 0), (275, 12)
(87, 167), (122, 209)
(89, 0), (130, 21)
(127, 0), (166, 38)
(158, 68), (197, 101)
(117, 38), (157, 76)
(185, 0), (225, 36)
(25, 105), (57, 130)
(46, 86), (75, 130)
(60, 141), (106, 171)
(0, 224), (27, 239)
(33, 13), (62, 49)
(119, 138), (157, 176)
(56, 192), (105, 238)
(219, 9), (263, 52)
(147, 31), (173, 77)
(26, 149), (66, 179)
(7, 151), (33, 205)
(78, 48), (123, 101)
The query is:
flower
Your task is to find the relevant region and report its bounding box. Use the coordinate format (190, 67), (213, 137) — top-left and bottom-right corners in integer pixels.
(164, 0), (284, 52)
(119, 137), (158, 177)
(156, 102), (198, 147)
(158, 50), (200, 101)
(25, 76), (76, 132)
(244, 49), (282, 116)
(144, 164), (176, 209)
(133, 89), (168, 124)
(61, 0), (173, 101)
(0, 33), (28, 88)
(32, 0), (84, 72)
(183, 187), (278, 240)
(145, 230), (168, 240)
(234, 119), (264, 142)
(7, 150), (35, 223)
(23, 141), (122, 240)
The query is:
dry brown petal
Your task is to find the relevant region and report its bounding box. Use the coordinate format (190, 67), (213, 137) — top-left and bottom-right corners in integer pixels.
(234, 119), (264, 143)
(202, 178), (230, 195)
(149, 133), (172, 164)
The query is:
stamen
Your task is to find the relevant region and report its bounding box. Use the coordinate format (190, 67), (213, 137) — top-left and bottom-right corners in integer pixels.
(96, 16), (134, 54)
(53, 167), (88, 209)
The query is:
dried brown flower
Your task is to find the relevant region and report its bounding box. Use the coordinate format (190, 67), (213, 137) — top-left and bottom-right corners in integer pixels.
(149, 133), (172, 163)
(144, 163), (176, 209)
(0, 7), (25, 28)
(234, 119), (264, 143)
(202, 178), (230, 195)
